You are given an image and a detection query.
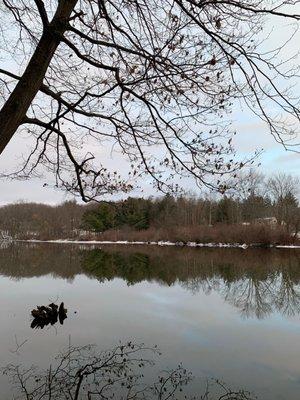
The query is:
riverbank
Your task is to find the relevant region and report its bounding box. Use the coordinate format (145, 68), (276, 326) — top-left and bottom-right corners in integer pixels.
(7, 223), (299, 249)
(20, 239), (300, 249)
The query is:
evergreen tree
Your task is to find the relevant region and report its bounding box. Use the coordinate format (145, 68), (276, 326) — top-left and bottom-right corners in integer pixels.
(82, 202), (116, 232)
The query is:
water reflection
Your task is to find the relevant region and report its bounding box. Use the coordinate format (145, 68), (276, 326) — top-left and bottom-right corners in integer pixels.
(0, 243), (300, 319)
(82, 247), (300, 319)
(1, 243), (300, 399)
(3, 341), (254, 399)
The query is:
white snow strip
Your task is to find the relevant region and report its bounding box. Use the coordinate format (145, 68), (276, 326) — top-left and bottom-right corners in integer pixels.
(276, 245), (300, 249)
(19, 239), (252, 249)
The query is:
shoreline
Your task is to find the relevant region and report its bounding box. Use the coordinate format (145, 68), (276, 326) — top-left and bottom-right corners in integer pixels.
(16, 239), (300, 249)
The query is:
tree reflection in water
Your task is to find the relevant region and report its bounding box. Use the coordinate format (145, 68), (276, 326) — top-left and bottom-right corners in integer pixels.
(1, 243), (300, 319)
(3, 342), (254, 400)
(81, 247), (300, 319)
(220, 273), (300, 319)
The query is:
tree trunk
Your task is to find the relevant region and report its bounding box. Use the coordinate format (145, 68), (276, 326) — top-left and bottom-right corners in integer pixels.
(0, 0), (78, 154)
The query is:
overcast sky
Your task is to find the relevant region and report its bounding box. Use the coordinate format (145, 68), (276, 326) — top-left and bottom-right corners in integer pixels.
(0, 8), (299, 205)
(0, 111), (299, 205)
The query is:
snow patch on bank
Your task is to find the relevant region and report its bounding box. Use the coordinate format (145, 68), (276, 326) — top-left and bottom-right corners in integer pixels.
(21, 239), (251, 249)
(275, 245), (300, 249)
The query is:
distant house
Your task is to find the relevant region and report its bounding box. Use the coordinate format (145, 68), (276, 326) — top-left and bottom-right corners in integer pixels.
(0, 230), (13, 241)
(253, 217), (278, 227)
(72, 229), (98, 238)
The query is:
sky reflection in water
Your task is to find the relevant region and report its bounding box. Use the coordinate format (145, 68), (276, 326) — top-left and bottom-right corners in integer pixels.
(0, 243), (300, 399)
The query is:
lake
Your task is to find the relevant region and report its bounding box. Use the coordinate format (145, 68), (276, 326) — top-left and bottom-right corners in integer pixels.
(0, 242), (300, 399)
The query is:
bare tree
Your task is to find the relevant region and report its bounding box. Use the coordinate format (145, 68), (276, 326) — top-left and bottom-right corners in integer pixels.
(232, 169), (265, 200)
(267, 172), (299, 229)
(267, 172), (299, 200)
(0, 1), (299, 201)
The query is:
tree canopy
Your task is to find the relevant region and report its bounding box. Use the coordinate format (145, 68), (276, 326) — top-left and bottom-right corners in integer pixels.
(0, 1), (299, 201)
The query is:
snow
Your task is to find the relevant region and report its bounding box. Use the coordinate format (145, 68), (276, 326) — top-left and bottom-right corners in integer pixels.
(275, 245), (300, 249)
(20, 239), (251, 249)
(21, 240), (300, 249)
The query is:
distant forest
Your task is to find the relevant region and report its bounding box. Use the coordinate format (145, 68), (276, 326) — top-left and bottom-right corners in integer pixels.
(0, 172), (299, 244)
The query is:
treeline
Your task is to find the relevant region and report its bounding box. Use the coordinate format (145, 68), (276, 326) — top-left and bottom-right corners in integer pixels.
(82, 192), (299, 232)
(82, 171), (300, 237)
(0, 172), (299, 243)
(0, 201), (87, 239)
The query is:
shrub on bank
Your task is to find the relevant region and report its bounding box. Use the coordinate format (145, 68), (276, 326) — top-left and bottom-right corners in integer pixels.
(95, 224), (294, 246)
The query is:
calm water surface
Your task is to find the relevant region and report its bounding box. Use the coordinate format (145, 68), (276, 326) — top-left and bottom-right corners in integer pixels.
(0, 243), (300, 399)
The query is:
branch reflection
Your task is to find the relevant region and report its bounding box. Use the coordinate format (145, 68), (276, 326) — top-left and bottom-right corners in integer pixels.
(3, 342), (254, 400)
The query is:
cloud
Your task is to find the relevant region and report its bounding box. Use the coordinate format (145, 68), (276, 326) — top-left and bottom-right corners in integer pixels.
(0, 10), (299, 204)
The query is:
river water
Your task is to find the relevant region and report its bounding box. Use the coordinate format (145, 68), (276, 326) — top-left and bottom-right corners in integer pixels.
(0, 242), (299, 399)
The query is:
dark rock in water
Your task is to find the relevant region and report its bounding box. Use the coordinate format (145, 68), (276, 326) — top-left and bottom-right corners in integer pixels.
(30, 302), (68, 329)
(49, 303), (58, 311)
(58, 302), (67, 325)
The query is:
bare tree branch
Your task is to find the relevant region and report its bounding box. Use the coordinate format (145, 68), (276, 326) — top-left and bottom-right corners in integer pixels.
(0, 0), (299, 200)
